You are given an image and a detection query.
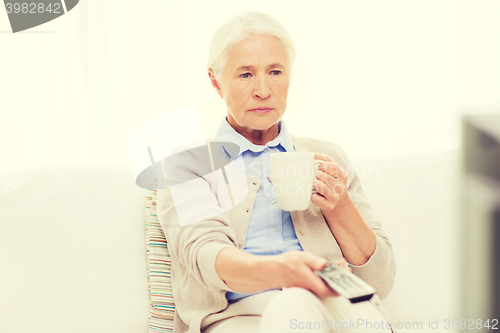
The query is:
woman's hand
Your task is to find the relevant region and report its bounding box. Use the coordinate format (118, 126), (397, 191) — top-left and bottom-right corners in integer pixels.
(260, 251), (352, 299)
(311, 153), (351, 214)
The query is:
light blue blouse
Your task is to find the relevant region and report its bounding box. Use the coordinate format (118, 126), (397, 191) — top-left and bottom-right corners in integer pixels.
(215, 117), (304, 303)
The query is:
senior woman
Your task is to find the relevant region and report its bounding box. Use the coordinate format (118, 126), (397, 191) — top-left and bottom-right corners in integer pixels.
(157, 11), (396, 333)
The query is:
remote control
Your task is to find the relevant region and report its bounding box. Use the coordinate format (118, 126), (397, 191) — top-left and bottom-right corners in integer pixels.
(316, 262), (376, 303)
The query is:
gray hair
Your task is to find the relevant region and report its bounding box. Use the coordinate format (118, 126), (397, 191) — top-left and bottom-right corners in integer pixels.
(207, 11), (295, 84)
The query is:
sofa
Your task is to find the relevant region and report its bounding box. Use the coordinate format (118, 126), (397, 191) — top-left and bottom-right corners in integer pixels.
(0, 148), (461, 333)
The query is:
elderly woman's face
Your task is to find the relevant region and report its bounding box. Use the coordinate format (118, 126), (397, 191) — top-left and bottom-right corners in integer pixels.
(213, 34), (290, 135)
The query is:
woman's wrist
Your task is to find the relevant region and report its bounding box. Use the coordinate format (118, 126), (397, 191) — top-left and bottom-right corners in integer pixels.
(322, 198), (377, 266)
(254, 255), (280, 290)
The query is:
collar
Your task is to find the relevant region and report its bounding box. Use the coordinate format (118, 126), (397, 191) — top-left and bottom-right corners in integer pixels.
(215, 116), (295, 159)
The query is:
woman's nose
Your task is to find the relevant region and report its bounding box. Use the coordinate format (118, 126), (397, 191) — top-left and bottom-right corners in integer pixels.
(253, 75), (271, 99)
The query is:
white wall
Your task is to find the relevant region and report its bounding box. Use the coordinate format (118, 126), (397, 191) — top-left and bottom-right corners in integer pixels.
(1, 0), (499, 173)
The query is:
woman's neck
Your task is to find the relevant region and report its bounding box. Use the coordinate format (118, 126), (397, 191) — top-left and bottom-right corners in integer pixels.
(226, 116), (280, 146)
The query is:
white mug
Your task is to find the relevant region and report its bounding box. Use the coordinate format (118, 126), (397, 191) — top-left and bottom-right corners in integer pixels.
(270, 152), (322, 211)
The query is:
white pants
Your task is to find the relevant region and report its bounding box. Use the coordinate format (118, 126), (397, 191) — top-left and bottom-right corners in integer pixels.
(201, 288), (394, 333)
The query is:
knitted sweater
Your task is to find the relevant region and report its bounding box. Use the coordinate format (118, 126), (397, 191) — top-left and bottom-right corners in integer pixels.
(156, 134), (396, 333)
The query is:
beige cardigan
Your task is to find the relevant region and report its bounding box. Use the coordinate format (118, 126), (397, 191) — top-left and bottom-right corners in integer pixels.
(156, 134), (396, 333)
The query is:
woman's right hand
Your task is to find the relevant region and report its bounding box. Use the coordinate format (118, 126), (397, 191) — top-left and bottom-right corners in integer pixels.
(260, 251), (351, 299)
(215, 247), (351, 298)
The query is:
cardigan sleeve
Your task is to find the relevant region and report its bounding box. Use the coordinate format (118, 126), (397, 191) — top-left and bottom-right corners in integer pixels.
(156, 165), (240, 293)
(337, 145), (397, 300)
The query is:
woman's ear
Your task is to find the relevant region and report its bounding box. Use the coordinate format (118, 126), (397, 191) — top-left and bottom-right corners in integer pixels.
(208, 69), (224, 99)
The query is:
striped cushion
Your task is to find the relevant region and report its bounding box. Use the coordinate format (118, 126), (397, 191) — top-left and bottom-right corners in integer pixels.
(145, 188), (175, 332)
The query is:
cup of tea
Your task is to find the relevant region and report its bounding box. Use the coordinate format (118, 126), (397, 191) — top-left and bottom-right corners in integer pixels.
(270, 152), (322, 211)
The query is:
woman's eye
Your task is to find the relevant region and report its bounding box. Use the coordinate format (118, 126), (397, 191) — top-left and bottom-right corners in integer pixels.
(240, 73), (251, 78)
(271, 70), (281, 75)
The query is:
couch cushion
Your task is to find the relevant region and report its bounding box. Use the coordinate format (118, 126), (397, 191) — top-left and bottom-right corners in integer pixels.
(351, 149), (461, 324)
(0, 166), (150, 333)
(145, 188), (175, 332)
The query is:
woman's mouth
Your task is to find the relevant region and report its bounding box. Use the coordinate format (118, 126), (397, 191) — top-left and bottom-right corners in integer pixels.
(249, 108), (273, 114)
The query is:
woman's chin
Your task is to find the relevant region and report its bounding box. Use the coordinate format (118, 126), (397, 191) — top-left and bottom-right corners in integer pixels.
(249, 120), (279, 132)
(249, 114), (281, 128)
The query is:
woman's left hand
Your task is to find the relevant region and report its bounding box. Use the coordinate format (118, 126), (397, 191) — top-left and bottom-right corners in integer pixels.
(311, 153), (351, 213)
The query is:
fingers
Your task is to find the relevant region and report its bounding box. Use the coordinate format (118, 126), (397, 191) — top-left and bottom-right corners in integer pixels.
(295, 253), (334, 297)
(315, 258), (353, 298)
(307, 268), (340, 298)
(314, 162), (347, 195)
(314, 153), (333, 162)
(305, 254), (343, 298)
(277, 252), (344, 299)
(311, 159), (350, 212)
(335, 258), (347, 268)
(312, 175), (346, 211)
(313, 153), (346, 178)
(318, 162), (348, 181)
(335, 258), (353, 273)
(303, 252), (329, 271)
